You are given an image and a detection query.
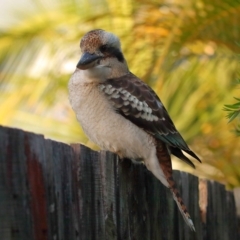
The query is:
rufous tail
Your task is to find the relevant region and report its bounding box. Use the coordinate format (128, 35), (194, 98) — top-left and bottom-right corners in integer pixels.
(156, 141), (195, 231)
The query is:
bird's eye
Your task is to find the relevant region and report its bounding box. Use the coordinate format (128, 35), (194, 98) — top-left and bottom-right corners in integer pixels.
(100, 44), (108, 52)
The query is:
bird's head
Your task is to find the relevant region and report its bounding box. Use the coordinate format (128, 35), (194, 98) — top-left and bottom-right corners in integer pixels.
(76, 29), (128, 77)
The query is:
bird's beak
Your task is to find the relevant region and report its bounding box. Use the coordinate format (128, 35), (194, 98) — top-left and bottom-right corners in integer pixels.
(77, 52), (102, 70)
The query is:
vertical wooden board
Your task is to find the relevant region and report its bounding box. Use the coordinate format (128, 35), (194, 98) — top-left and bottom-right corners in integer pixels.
(140, 168), (157, 240)
(51, 141), (65, 240)
(64, 143), (76, 239)
(70, 144), (82, 240)
(44, 140), (80, 240)
(206, 181), (229, 240)
(99, 151), (118, 240)
(24, 131), (49, 240)
(182, 171), (202, 240)
(43, 139), (59, 240)
(59, 142), (75, 240)
(0, 127), (34, 240)
(73, 144), (92, 240)
(226, 190), (238, 239)
(127, 162), (153, 240)
(172, 171), (200, 240)
(11, 128), (34, 240)
(187, 173), (202, 239)
(115, 159), (129, 240)
(218, 183), (228, 240)
(172, 171), (185, 238)
(144, 168), (174, 240)
(172, 171), (189, 239)
(11, 129), (34, 239)
(88, 147), (105, 240)
(116, 159), (140, 240)
(77, 145), (105, 240)
(50, 140), (76, 240)
(0, 126), (12, 239)
(206, 181), (218, 240)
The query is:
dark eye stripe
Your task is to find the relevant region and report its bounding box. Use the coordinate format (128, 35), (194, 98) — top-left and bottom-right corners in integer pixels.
(109, 47), (124, 62)
(99, 44), (124, 62)
(99, 44), (107, 52)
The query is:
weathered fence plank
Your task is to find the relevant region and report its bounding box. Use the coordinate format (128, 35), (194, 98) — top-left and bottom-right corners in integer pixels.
(0, 126), (239, 240)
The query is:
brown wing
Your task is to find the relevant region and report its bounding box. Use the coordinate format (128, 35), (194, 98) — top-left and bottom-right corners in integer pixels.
(99, 72), (200, 164)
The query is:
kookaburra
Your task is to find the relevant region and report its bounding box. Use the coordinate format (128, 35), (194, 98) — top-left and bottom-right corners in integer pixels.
(68, 29), (201, 231)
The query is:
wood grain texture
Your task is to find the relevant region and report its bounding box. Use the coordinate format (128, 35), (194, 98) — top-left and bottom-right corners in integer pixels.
(0, 126), (239, 240)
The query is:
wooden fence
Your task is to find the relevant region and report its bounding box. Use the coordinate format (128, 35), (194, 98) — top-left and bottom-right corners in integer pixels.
(0, 126), (239, 240)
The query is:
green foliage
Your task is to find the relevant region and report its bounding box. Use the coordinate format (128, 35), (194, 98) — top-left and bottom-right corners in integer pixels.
(1, 0), (240, 187)
(224, 98), (240, 123)
(224, 79), (240, 136)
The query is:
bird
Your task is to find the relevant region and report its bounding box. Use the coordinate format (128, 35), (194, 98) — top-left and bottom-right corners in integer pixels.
(68, 29), (201, 231)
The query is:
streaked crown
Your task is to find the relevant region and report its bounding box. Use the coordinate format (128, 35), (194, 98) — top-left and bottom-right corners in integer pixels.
(80, 29), (121, 53)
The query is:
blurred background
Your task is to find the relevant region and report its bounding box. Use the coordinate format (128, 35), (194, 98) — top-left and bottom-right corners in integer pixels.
(0, 0), (240, 188)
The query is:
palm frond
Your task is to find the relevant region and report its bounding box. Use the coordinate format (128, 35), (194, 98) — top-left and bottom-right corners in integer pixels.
(1, 0), (240, 187)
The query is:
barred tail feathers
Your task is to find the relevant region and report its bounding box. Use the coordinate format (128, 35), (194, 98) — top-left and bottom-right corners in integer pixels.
(156, 141), (195, 231)
(171, 186), (195, 231)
